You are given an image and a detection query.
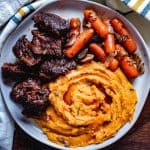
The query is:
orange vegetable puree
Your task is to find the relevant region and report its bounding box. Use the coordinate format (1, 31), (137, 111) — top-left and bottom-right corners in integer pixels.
(35, 61), (137, 147)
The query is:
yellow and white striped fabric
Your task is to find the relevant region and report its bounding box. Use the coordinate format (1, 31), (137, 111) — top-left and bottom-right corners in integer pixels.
(121, 0), (150, 20)
(0, 0), (47, 50)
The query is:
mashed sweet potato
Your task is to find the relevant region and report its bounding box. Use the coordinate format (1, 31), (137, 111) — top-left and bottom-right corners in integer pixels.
(35, 61), (137, 147)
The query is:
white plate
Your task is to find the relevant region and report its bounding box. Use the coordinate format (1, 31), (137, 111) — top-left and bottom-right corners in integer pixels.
(0, 0), (150, 150)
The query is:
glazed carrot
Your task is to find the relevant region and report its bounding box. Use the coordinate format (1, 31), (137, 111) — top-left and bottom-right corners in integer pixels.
(120, 56), (139, 78)
(115, 44), (128, 60)
(104, 33), (115, 54)
(69, 18), (81, 36)
(70, 18), (81, 29)
(89, 43), (106, 62)
(111, 18), (137, 53)
(109, 58), (119, 71)
(65, 28), (94, 58)
(115, 44), (128, 55)
(103, 19), (116, 55)
(66, 18), (81, 47)
(111, 18), (123, 33)
(103, 19), (114, 34)
(84, 9), (108, 38)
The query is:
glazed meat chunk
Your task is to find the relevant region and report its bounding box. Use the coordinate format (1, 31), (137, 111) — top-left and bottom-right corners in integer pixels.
(33, 12), (70, 37)
(11, 79), (49, 117)
(31, 30), (62, 57)
(2, 62), (31, 83)
(13, 36), (41, 66)
(39, 58), (77, 81)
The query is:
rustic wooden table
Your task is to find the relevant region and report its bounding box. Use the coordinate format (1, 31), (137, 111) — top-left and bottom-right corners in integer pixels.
(12, 94), (150, 150)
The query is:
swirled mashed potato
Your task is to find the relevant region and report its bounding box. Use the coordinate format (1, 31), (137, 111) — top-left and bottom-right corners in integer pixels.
(35, 61), (137, 147)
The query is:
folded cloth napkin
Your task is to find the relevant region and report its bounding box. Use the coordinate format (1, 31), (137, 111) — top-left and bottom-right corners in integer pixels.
(95, 0), (150, 20)
(0, 93), (14, 150)
(105, 0), (132, 13)
(121, 0), (150, 21)
(0, 0), (33, 28)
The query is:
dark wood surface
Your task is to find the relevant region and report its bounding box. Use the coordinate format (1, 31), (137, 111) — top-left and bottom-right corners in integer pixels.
(12, 94), (150, 150)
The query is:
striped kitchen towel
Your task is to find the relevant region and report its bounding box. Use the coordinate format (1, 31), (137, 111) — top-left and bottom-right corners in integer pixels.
(0, 0), (49, 50)
(0, 0), (33, 28)
(121, 0), (150, 20)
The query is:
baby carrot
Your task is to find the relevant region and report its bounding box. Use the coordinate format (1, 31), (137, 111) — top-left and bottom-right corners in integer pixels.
(111, 18), (137, 53)
(70, 18), (80, 28)
(65, 28), (94, 58)
(109, 58), (119, 71)
(89, 43), (106, 62)
(65, 18), (81, 47)
(120, 56), (139, 78)
(115, 44), (128, 60)
(103, 19), (116, 55)
(104, 33), (115, 54)
(111, 18), (123, 33)
(84, 9), (108, 38)
(69, 18), (81, 36)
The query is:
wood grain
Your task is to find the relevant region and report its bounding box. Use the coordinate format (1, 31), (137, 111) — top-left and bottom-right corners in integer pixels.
(13, 94), (150, 150)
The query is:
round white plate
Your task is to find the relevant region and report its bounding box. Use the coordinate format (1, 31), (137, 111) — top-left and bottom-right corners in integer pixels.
(0, 0), (150, 150)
